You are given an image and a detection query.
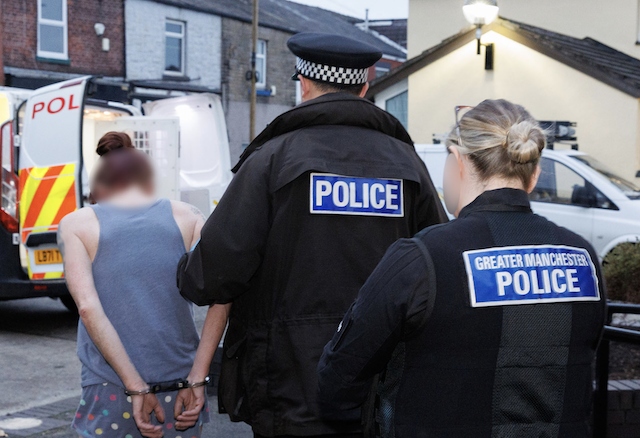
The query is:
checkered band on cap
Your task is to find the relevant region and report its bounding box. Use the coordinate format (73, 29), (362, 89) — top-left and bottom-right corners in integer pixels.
(296, 58), (368, 85)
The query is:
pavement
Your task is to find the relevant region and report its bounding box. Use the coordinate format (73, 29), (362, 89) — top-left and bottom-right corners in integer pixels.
(2, 298), (639, 438)
(612, 312), (640, 328)
(0, 297), (252, 438)
(0, 395), (252, 438)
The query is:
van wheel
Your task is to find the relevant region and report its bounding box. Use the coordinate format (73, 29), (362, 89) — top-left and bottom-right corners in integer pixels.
(60, 295), (78, 314)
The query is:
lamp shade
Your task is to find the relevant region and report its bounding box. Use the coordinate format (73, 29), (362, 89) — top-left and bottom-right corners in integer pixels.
(463, 0), (499, 25)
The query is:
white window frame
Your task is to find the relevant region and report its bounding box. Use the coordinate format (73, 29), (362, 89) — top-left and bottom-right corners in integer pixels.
(37, 0), (68, 60)
(382, 87), (409, 130)
(637, 0), (640, 43)
(256, 39), (267, 88)
(375, 66), (390, 78)
(164, 19), (186, 76)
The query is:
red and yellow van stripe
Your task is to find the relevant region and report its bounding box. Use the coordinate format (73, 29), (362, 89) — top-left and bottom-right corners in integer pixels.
(19, 164), (77, 280)
(31, 272), (67, 280)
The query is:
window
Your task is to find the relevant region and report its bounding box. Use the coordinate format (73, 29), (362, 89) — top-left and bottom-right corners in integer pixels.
(37, 0), (68, 60)
(255, 40), (267, 88)
(571, 154), (640, 199)
(165, 20), (185, 75)
(375, 61), (391, 78)
(532, 158), (588, 205)
(637, 0), (640, 43)
(385, 90), (408, 130)
(530, 158), (615, 209)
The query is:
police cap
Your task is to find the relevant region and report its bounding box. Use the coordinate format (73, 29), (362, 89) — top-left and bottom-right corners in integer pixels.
(287, 32), (382, 85)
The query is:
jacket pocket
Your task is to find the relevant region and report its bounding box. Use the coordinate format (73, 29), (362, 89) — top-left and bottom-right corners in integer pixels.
(267, 316), (344, 427)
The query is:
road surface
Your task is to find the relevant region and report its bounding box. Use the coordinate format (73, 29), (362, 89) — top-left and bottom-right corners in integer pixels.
(0, 297), (252, 437)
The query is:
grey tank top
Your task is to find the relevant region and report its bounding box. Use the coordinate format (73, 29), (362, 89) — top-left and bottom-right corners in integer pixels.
(77, 199), (200, 388)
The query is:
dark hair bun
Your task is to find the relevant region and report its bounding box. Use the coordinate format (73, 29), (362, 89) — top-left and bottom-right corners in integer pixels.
(96, 131), (134, 157)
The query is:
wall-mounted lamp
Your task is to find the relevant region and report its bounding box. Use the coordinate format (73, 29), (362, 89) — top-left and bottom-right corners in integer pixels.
(463, 0), (499, 70)
(93, 23), (110, 52)
(94, 23), (105, 36)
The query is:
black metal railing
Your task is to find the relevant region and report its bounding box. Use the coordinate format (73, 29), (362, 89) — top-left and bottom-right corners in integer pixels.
(593, 302), (640, 437)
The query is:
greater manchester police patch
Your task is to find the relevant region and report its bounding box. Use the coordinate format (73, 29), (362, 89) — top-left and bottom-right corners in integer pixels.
(463, 245), (600, 308)
(309, 173), (404, 217)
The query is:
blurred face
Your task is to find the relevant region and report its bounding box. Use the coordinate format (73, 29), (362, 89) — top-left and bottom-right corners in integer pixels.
(443, 147), (463, 217)
(89, 150), (156, 203)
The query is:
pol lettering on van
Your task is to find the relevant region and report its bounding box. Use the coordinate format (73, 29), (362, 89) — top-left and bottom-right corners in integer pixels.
(31, 94), (81, 119)
(310, 173), (404, 217)
(463, 245), (600, 307)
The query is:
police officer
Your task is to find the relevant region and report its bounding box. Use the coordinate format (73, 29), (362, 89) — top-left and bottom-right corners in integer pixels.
(317, 99), (606, 437)
(177, 33), (447, 438)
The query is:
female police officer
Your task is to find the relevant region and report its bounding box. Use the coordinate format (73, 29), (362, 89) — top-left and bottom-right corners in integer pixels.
(317, 99), (606, 437)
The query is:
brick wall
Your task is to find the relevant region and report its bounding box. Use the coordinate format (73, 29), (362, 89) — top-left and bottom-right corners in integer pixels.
(221, 18), (297, 107)
(2, 0), (125, 77)
(607, 380), (640, 437)
(368, 57), (403, 81)
(124, 0), (221, 89)
(221, 17), (297, 160)
(0, 1), (4, 86)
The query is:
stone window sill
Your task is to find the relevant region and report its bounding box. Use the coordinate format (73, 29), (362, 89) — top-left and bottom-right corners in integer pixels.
(36, 56), (71, 65)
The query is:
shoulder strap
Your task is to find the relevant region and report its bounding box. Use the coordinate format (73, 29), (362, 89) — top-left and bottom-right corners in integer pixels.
(403, 236), (438, 339)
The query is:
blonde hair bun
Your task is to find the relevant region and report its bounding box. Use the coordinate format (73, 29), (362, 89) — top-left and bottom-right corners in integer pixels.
(445, 99), (546, 187)
(506, 120), (545, 164)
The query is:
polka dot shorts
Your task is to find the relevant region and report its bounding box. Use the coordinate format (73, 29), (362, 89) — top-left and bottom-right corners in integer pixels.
(72, 382), (210, 438)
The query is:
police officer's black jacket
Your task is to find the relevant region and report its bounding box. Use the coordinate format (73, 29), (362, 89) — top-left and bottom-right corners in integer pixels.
(318, 189), (606, 438)
(177, 93), (448, 436)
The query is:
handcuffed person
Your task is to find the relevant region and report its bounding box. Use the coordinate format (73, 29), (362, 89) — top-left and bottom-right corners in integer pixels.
(58, 133), (230, 438)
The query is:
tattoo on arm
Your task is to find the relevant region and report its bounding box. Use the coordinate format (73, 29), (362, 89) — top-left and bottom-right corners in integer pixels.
(189, 205), (206, 221)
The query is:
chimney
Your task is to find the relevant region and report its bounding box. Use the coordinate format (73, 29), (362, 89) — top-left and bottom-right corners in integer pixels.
(364, 8), (369, 32)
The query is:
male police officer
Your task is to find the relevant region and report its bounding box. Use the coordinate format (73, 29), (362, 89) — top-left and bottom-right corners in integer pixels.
(177, 33), (447, 438)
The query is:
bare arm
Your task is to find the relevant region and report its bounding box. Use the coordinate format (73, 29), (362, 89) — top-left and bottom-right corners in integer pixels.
(173, 204), (231, 428)
(189, 204), (205, 250)
(58, 215), (164, 438)
(174, 303), (231, 428)
(188, 304), (231, 382)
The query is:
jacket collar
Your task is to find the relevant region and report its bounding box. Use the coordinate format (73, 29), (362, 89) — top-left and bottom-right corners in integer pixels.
(458, 188), (532, 219)
(232, 93), (413, 173)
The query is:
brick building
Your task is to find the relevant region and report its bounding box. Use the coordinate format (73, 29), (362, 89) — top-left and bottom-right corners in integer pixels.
(214, 0), (407, 160)
(220, 16), (298, 159)
(0, 0), (407, 161)
(124, 0), (222, 101)
(1, 0), (125, 95)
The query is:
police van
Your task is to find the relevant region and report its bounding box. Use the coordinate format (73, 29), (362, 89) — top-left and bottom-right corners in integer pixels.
(0, 76), (232, 311)
(416, 144), (640, 261)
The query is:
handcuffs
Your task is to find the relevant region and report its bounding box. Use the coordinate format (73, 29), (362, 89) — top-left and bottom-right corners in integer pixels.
(124, 376), (210, 396)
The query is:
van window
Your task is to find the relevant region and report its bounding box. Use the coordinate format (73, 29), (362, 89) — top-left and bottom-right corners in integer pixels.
(571, 154), (640, 200)
(532, 158), (586, 204)
(531, 157), (616, 209)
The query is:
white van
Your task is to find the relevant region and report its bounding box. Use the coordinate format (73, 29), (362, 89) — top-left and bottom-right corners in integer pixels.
(0, 76), (232, 309)
(416, 144), (640, 260)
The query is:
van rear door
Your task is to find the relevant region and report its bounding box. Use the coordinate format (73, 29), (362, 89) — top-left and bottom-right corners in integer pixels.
(18, 76), (90, 280)
(91, 116), (180, 201)
(143, 94), (232, 216)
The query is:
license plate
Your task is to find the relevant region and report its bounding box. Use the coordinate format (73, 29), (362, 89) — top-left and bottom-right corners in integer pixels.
(34, 249), (63, 265)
